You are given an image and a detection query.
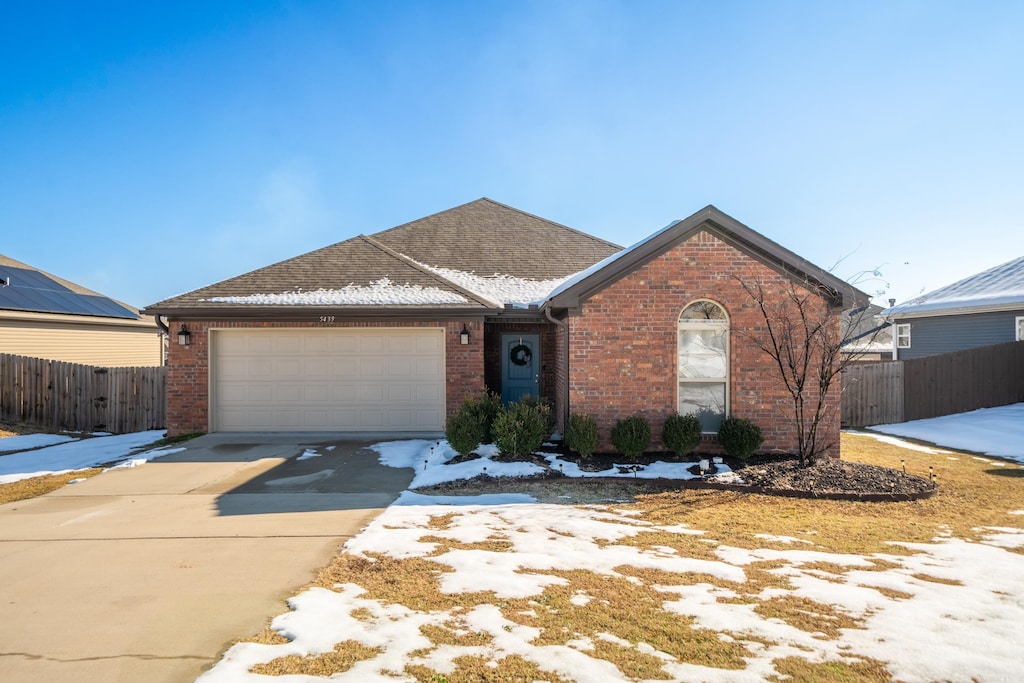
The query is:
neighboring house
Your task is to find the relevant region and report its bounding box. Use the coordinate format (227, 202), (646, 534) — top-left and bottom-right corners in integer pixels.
(881, 255), (1024, 360)
(145, 199), (866, 455)
(0, 254), (163, 367)
(841, 304), (893, 362)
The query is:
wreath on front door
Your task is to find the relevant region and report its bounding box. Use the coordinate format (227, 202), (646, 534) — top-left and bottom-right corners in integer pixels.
(509, 343), (532, 366)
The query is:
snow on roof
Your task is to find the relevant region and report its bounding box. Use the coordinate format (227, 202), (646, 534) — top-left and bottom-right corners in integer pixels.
(203, 278), (468, 306)
(413, 263), (577, 308)
(545, 221), (678, 303)
(884, 255), (1024, 318)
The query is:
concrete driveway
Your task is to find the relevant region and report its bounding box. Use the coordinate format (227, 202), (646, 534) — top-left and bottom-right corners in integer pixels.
(0, 433), (418, 683)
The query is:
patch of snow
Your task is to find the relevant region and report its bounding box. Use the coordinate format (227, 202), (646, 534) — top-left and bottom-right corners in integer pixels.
(204, 278), (468, 306)
(0, 433), (78, 453)
(870, 403), (1024, 463)
(296, 448), (321, 461)
(0, 430), (167, 484)
(847, 431), (952, 454)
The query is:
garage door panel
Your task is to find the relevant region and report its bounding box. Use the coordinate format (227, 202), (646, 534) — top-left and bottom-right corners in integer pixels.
(212, 328), (445, 432)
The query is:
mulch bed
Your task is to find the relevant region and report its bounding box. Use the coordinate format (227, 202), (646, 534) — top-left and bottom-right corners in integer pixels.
(420, 444), (938, 503)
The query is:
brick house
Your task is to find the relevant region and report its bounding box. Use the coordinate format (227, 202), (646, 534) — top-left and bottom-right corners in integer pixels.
(145, 199), (866, 455)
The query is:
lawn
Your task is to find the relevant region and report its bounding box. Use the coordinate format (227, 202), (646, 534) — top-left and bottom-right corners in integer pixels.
(199, 432), (1024, 683)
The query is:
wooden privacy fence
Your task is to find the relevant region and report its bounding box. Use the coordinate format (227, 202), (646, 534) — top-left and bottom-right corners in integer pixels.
(842, 341), (1024, 428)
(0, 353), (166, 434)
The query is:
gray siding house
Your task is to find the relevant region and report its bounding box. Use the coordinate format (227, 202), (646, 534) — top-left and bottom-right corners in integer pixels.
(882, 255), (1024, 360)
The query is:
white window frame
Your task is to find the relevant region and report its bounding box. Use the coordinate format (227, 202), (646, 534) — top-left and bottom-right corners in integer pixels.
(895, 323), (911, 349)
(677, 300), (729, 433)
(1016, 316), (1024, 342)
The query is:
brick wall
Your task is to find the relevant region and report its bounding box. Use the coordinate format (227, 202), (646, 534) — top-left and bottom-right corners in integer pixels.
(568, 230), (842, 457)
(165, 319), (484, 436)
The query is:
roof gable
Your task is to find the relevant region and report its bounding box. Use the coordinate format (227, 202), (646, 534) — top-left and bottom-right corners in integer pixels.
(883, 255), (1024, 319)
(546, 206), (867, 310)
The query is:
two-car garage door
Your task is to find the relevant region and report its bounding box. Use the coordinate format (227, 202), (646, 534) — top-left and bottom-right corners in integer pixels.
(211, 328), (445, 432)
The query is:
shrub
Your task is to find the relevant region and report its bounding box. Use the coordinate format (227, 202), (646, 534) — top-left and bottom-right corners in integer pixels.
(566, 413), (599, 459)
(516, 394), (556, 437)
(662, 413), (702, 458)
(611, 415), (650, 460)
(445, 407), (482, 456)
(717, 416), (763, 460)
(493, 399), (551, 457)
(463, 391), (503, 444)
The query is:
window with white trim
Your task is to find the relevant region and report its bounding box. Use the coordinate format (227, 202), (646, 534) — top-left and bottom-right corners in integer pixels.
(677, 300), (728, 432)
(896, 323), (911, 349)
(1016, 316), (1024, 342)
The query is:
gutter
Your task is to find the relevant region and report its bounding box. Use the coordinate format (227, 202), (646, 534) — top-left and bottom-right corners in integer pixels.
(154, 315), (171, 336)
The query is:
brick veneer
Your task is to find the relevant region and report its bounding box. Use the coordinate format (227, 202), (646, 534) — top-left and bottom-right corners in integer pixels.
(165, 319), (484, 436)
(568, 230), (842, 456)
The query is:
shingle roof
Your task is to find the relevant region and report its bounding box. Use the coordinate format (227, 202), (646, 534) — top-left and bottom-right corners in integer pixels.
(372, 198), (621, 279)
(882, 255), (1024, 319)
(146, 198), (623, 315)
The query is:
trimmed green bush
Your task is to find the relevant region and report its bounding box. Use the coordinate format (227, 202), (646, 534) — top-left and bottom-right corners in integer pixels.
(566, 413), (599, 459)
(611, 415), (651, 460)
(445, 407), (482, 456)
(493, 399), (551, 458)
(717, 416), (763, 460)
(463, 391), (503, 444)
(662, 413), (702, 458)
(516, 394), (556, 437)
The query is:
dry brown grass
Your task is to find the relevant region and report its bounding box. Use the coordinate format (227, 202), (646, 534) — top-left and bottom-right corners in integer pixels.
(766, 655), (894, 682)
(250, 641), (382, 676)
(0, 468), (104, 504)
(236, 433), (1024, 680)
(630, 433), (1024, 556)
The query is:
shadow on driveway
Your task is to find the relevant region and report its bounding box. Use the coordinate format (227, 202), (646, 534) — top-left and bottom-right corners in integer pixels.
(167, 434), (421, 516)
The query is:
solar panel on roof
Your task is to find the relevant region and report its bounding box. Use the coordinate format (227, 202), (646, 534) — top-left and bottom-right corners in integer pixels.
(0, 265), (138, 319)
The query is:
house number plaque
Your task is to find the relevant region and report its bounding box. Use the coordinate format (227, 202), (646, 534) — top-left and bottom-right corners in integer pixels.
(319, 316), (336, 324)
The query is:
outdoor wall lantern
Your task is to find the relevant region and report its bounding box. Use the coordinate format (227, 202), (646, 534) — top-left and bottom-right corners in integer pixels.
(460, 324), (470, 345)
(177, 323), (191, 346)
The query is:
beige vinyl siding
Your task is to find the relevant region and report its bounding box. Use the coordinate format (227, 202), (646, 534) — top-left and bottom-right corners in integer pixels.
(0, 319), (163, 367)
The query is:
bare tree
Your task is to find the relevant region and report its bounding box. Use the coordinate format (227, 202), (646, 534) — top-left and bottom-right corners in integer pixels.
(735, 276), (881, 466)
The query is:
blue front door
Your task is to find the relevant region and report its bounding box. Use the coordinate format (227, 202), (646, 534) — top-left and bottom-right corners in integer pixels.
(501, 334), (540, 404)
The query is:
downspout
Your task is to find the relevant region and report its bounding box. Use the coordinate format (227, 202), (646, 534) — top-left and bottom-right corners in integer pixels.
(544, 305), (570, 437)
(154, 315), (171, 365)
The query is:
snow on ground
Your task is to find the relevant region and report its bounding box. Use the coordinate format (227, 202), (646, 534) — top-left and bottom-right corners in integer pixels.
(201, 495), (1024, 683)
(369, 439), (727, 489)
(200, 418), (1024, 683)
(0, 430), (175, 484)
(868, 402), (1024, 463)
(0, 432), (78, 454)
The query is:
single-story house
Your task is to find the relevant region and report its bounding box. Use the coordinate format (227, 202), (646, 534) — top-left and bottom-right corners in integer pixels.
(840, 304), (893, 362)
(0, 253), (163, 367)
(881, 255), (1024, 360)
(145, 199), (866, 455)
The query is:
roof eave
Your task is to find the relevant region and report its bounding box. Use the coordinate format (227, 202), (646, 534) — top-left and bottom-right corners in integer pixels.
(883, 299), (1024, 321)
(142, 305), (501, 321)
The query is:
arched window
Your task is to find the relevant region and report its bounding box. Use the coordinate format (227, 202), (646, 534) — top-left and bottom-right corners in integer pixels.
(677, 300), (729, 432)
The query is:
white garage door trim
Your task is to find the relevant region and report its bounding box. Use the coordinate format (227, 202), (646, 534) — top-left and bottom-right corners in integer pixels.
(210, 327), (446, 432)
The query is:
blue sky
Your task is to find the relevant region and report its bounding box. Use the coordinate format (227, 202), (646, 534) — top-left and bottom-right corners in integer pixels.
(2, 1), (1021, 309)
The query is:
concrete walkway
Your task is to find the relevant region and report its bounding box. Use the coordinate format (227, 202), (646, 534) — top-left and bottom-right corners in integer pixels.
(0, 433), (418, 683)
